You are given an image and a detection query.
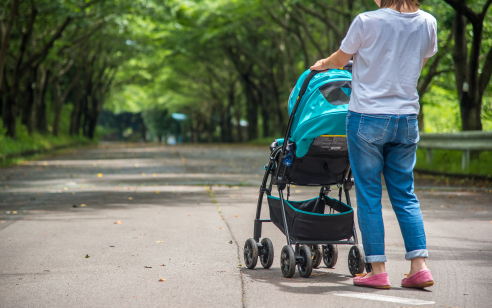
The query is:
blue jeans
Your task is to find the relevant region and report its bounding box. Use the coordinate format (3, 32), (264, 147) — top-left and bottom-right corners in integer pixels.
(346, 111), (428, 263)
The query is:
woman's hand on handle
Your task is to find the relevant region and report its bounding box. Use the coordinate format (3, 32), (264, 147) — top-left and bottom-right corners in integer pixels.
(310, 49), (353, 71)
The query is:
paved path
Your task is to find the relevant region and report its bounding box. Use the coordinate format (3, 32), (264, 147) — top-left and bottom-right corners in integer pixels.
(0, 143), (491, 307)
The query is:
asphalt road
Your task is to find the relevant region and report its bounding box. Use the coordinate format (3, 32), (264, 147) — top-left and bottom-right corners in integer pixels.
(0, 143), (491, 308)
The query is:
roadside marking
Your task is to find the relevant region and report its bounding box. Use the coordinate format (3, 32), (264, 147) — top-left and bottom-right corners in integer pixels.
(330, 291), (435, 305)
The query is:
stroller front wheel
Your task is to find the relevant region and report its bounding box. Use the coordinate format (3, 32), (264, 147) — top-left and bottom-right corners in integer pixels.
(311, 245), (323, 269)
(244, 238), (258, 269)
(322, 244), (339, 268)
(298, 245), (313, 278)
(259, 238), (274, 269)
(280, 245), (296, 278)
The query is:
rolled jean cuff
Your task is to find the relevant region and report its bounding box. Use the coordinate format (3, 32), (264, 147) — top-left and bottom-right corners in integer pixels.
(405, 249), (428, 260)
(365, 255), (387, 263)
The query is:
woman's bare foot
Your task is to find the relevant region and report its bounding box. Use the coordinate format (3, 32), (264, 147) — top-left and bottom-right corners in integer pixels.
(364, 262), (386, 278)
(408, 257), (428, 276)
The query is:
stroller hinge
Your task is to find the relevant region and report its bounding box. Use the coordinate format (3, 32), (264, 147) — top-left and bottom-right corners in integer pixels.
(260, 187), (271, 194)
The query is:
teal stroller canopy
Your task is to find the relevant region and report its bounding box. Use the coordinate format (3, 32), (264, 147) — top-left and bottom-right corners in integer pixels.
(287, 69), (352, 157)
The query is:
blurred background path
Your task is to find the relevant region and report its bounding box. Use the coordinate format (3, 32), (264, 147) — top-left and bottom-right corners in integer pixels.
(1, 143), (491, 307)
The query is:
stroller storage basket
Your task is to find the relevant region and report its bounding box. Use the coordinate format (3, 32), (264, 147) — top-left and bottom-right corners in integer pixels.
(267, 195), (354, 241)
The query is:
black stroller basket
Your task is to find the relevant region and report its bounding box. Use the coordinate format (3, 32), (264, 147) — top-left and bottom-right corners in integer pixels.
(267, 195), (354, 241)
(243, 65), (370, 279)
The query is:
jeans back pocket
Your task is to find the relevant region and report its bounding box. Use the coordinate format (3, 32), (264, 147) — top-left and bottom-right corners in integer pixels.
(357, 114), (391, 143)
(406, 115), (419, 143)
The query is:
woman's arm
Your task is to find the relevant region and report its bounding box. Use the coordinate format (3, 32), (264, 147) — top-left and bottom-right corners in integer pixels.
(310, 49), (353, 71)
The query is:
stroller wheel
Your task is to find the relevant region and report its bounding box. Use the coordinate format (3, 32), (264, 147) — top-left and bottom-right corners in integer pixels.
(311, 245), (322, 269)
(348, 244), (365, 276)
(298, 245), (313, 278)
(322, 244), (338, 268)
(244, 238), (258, 269)
(259, 238), (274, 269)
(365, 262), (372, 273)
(280, 245), (296, 278)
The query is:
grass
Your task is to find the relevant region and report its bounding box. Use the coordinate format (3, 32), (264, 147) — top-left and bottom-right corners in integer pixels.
(0, 120), (97, 167)
(415, 148), (492, 176)
(0, 133), (92, 158)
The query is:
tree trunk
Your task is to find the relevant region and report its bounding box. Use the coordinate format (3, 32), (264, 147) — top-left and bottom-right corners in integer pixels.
(2, 89), (17, 139)
(36, 69), (50, 133)
(70, 84), (83, 135)
(52, 83), (62, 136)
(21, 67), (37, 135)
(0, 0), (20, 88)
(87, 96), (99, 139)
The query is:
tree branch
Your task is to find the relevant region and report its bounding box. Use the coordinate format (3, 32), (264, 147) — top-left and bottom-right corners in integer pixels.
(313, 1), (351, 17)
(481, 0), (492, 19)
(443, 0), (480, 25)
(21, 16), (73, 74)
(295, 3), (343, 42)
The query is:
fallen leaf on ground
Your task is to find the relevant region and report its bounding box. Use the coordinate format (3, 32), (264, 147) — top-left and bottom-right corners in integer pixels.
(144, 266), (152, 268)
(219, 228), (224, 230)
(12, 211), (17, 214)
(140, 233), (146, 235)
(153, 173), (156, 177)
(156, 241), (163, 243)
(159, 264), (165, 266)
(187, 214), (190, 216)
(450, 195), (455, 198)
(97, 173), (103, 177)
(81, 204), (87, 207)
(85, 254), (90, 258)
(142, 173), (146, 177)
(128, 197), (133, 200)
(73, 205), (77, 208)
(229, 241), (233, 244)
(234, 215), (238, 218)
(114, 221), (122, 224)
(156, 191), (160, 194)
(159, 279), (166, 281)
(0, 221), (6, 223)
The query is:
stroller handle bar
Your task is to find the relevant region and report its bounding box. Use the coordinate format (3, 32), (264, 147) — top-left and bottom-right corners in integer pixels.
(281, 61), (352, 153)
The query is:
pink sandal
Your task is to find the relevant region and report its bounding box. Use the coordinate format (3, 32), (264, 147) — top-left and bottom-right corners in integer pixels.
(353, 272), (391, 289)
(401, 269), (434, 289)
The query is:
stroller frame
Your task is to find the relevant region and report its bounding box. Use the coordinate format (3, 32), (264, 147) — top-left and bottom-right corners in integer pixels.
(244, 67), (369, 278)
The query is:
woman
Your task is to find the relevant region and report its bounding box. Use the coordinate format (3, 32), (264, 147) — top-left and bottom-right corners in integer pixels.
(311, 0), (437, 289)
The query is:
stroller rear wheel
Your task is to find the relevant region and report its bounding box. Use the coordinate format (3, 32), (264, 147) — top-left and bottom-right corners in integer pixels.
(322, 244), (338, 268)
(298, 245), (313, 278)
(311, 245), (322, 268)
(280, 245), (296, 278)
(348, 244), (365, 276)
(259, 238), (274, 269)
(244, 238), (258, 269)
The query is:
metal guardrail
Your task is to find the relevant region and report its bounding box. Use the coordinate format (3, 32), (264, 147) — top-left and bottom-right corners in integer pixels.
(418, 131), (492, 170)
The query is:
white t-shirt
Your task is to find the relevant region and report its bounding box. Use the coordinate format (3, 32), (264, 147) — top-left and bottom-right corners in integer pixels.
(340, 8), (437, 115)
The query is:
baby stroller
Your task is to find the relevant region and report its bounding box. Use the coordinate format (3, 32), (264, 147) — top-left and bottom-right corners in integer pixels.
(243, 63), (370, 278)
